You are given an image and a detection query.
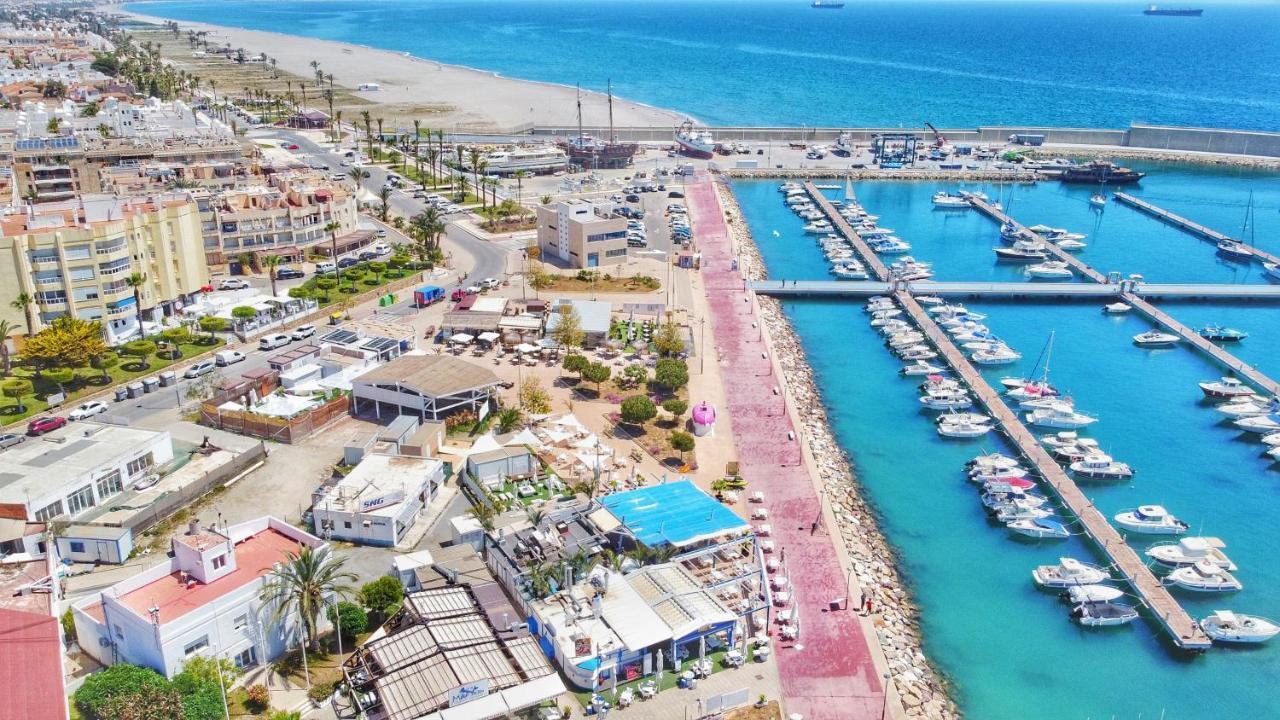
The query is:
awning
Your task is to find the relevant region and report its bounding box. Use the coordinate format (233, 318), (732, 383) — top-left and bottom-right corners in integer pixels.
(514, 343), (539, 354)
(438, 692), (508, 720)
(0, 517), (29, 542)
(477, 332), (501, 343)
(450, 333), (475, 344)
(498, 674), (567, 714)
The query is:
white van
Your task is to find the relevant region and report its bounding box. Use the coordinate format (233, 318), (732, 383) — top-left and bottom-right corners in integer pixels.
(315, 261), (336, 274)
(258, 334), (291, 351)
(371, 242), (391, 255)
(214, 350), (246, 367)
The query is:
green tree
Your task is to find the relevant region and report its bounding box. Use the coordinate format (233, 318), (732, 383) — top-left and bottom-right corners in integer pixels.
(22, 316), (108, 369)
(259, 545), (356, 651)
(519, 377), (552, 414)
(378, 185), (392, 222)
(288, 286), (312, 303)
(125, 272), (148, 340)
(662, 398), (688, 417)
(160, 326), (191, 346)
(74, 663), (172, 719)
(9, 293), (34, 337)
(1, 377), (33, 413)
(262, 254), (282, 297)
(621, 364), (648, 389)
(327, 601), (368, 641)
(0, 319), (14, 375)
(581, 362), (611, 394)
(620, 395), (657, 426)
(44, 367), (76, 390)
(670, 430), (695, 461)
(197, 316), (227, 340)
(121, 339), (157, 369)
(549, 304), (585, 350)
(314, 277), (338, 302)
(95, 682), (186, 720)
(231, 306), (257, 326)
(358, 575), (404, 619)
(174, 655), (240, 688)
(561, 352), (588, 377)
(496, 406), (524, 433)
(91, 352), (120, 382)
(654, 316), (686, 357)
(170, 672), (222, 720)
(367, 261), (387, 283)
(655, 357), (689, 391)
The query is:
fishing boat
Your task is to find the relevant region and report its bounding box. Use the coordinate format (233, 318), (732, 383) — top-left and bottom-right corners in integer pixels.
(1102, 302), (1131, 314)
(932, 191), (971, 208)
(1062, 585), (1125, 605)
(1146, 537), (1236, 571)
(1167, 562), (1243, 593)
(1033, 557), (1109, 588)
(1007, 517), (1070, 540)
(674, 120), (716, 159)
(1200, 611), (1280, 644)
(1069, 453), (1134, 480)
(1113, 505), (1188, 535)
(900, 360), (946, 376)
(1198, 324), (1248, 342)
(1132, 330), (1180, 347)
(1025, 401), (1098, 429)
(1199, 376), (1255, 400)
(1071, 601), (1140, 627)
(1025, 261), (1074, 280)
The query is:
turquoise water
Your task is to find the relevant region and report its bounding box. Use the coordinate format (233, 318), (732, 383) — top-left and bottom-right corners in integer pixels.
(128, 0), (1280, 130)
(733, 175), (1280, 718)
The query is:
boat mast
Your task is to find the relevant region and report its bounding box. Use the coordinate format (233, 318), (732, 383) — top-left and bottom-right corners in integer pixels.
(1041, 331), (1054, 384)
(844, 174), (855, 202)
(576, 84), (584, 141)
(1243, 190), (1254, 246)
(607, 79), (616, 144)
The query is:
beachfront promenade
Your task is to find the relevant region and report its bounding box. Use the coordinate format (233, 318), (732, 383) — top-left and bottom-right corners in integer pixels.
(689, 177), (886, 719)
(801, 183), (1213, 651)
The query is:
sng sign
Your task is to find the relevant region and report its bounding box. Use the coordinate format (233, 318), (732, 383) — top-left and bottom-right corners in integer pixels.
(360, 490), (405, 512)
(446, 679), (491, 707)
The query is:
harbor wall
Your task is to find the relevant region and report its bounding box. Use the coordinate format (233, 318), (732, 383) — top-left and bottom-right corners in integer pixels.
(523, 123), (1280, 157)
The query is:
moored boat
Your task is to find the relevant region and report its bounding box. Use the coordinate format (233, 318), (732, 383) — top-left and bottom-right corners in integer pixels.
(1200, 611), (1280, 644)
(1071, 601), (1140, 627)
(1133, 330), (1180, 347)
(1166, 561), (1243, 593)
(900, 359), (945, 376)
(1113, 505), (1188, 535)
(1198, 324), (1248, 342)
(1025, 261), (1074, 280)
(1007, 517), (1070, 540)
(1025, 401), (1098, 429)
(1033, 557), (1109, 588)
(1199, 376), (1255, 400)
(1062, 585), (1124, 604)
(1145, 537), (1235, 571)
(1069, 453), (1134, 480)
(1102, 302), (1131, 314)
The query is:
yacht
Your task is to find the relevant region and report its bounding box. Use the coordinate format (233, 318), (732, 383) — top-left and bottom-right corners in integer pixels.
(1199, 376), (1255, 400)
(972, 346), (1023, 365)
(1051, 439), (1102, 464)
(1089, 193), (1107, 208)
(1040, 430), (1084, 448)
(1113, 505), (1189, 535)
(869, 237), (913, 254)
(878, 321), (913, 336)
(1036, 227), (1087, 243)
(1025, 402), (1099, 429)
(994, 244), (1048, 262)
(900, 360), (946, 376)
(1006, 380), (1060, 402)
(1102, 302), (1131, 314)
(778, 182), (803, 194)
(803, 221), (833, 234)
(855, 226), (895, 238)
(1200, 611), (1280, 644)
(864, 297), (895, 313)
(1006, 517), (1070, 540)
(1216, 239), (1254, 262)
(1167, 562), (1243, 593)
(932, 191), (971, 208)
(478, 145), (569, 175)
(1054, 238), (1088, 251)
(966, 452), (1022, 472)
(994, 502), (1054, 523)
(1069, 453), (1134, 480)
(1265, 262), (1280, 281)
(1198, 324), (1248, 342)
(1033, 558), (1109, 588)
(899, 347), (938, 361)
(938, 411), (992, 426)
(920, 390), (974, 411)
(915, 295), (945, 307)
(1215, 396), (1275, 419)
(1235, 413), (1280, 435)
(831, 263), (870, 280)
(1132, 330), (1180, 347)
(1025, 261), (1073, 280)
(1071, 601), (1140, 627)
(937, 419), (992, 438)
(1146, 537), (1235, 571)
(1063, 585), (1124, 605)
(1268, 446), (1280, 462)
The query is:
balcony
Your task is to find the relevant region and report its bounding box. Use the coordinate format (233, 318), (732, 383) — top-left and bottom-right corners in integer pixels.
(95, 241), (129, 257)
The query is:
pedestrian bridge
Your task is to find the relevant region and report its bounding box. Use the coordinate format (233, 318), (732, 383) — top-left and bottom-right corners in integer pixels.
(750, 280), (1280, 300)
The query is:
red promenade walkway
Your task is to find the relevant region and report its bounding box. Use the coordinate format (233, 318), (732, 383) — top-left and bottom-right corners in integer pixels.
(688, 177), (884, 720)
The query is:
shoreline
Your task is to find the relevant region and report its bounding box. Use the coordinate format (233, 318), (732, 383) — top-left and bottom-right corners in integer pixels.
(111, 5), (690, 131)
(716, 179), (960, 719)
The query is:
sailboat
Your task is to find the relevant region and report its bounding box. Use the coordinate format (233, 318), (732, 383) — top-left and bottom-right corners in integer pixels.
(1089, 183), (1107, 208)
(1002, 332), (1058, 400)
(1216, 191), (1256, 263)
(844, 175), (856, 203)
(556, 81), (639, 169)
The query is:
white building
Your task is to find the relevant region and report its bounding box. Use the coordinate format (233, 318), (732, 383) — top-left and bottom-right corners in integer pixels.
(72, 516), (326, 677)
(311, 454), (445, 547)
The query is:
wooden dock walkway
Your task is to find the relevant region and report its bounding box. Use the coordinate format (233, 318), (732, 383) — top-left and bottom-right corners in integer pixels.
(800, 186), (1214, 651)
(804, 181), (890, 281)
(1114, 192), (1280, 268)
(968, 197), (1111, 283)
(749, 279), (1280, 300)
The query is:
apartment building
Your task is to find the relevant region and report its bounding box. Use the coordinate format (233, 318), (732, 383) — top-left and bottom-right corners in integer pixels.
(0, 193), (210, 343)
(535, 199), (629, 269)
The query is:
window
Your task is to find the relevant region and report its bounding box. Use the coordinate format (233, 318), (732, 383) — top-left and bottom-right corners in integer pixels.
(183, 636), (209, 656)
(233, 615), (248, 631)
(605, 248), (628, 258)
(587, 230), (628, 243)
(69, 541), (85, 553)
(114, 624), (124, 640)
(126, 453), (153, 477)
(212, 554), (227, 569)
(343, 521), (352, 529)
(66, 485), (96, 515)
(233, 647), (257, 669)
(34, 500), (64, 522)
(96, 470), (123, 499)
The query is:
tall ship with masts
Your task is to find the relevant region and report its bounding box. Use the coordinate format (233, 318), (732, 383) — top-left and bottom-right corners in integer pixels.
(557, 81), (639, 170)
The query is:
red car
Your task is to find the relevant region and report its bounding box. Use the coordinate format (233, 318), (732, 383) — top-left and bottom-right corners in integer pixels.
(27, 415), (67, 436)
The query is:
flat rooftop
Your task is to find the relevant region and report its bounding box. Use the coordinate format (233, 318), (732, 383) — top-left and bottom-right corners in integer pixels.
(315, 454), (442, 518)
(598, 480), (749, 548)
(87, 527), (301, 625)
(0, 423), (170, 505)
(356, 355), (500, 398)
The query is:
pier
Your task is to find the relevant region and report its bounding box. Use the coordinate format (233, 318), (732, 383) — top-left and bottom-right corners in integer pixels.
(799, 182), (1214, 651)
(968, 197), (1111, 283)
(1113, 192), (1280, 268)
(750, 279), (1280, 300)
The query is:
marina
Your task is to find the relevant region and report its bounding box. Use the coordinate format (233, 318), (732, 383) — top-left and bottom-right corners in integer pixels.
(749, 279), (1280, 300)
(1113, 191), (1280, 268)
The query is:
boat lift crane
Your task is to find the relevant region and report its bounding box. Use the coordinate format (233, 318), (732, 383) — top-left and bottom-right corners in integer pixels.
(924, 122), (948, 148)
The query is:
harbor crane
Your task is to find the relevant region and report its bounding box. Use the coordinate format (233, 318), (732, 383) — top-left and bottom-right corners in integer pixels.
(924, 121), (948, 148)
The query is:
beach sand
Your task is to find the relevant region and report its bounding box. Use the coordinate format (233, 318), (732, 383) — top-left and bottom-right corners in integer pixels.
(115, 8), (688, 132)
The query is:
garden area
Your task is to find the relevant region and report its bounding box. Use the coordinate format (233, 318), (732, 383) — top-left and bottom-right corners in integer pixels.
(288, 257), (422, 308)
(0, 316), (224, 424)
(528, 267), (662, 295)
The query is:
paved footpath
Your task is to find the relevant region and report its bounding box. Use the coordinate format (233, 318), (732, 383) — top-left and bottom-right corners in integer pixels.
(688, 177), (884, 720)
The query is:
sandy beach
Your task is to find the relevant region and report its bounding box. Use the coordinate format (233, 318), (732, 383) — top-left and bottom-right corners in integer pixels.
(115, 7), (688, 132)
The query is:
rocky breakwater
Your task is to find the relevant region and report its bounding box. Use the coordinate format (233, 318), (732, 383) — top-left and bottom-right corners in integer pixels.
(715, 181), (961, 720)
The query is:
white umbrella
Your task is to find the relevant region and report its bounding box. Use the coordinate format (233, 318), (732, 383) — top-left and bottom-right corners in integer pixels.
(515, 342), (539, 354)
(449, 332), (474, 344)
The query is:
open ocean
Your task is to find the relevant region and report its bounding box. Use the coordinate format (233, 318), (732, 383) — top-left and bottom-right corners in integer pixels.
(128, 0), (1280, 130)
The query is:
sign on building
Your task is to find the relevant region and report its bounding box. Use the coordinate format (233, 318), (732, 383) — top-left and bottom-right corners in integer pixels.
(446, 679), (491, 707)
(360, 489), (406, 512)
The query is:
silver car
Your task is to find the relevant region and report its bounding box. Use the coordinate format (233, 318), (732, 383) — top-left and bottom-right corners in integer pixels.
(0, 433), (25, 451)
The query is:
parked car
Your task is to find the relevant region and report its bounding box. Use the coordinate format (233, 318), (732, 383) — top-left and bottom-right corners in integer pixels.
(276, 267), (305, 280)
(183, 359), (217, 379)
(480, 277), (501, 290)
(337, 257), (359, 269)
(358, 251), (377, 261)
(69, 401), (108, 420)
(371, 242), (392, 255)
(668, 191), (685, 198)
(0, 433), (25, 450)
(315, 261), (336, 274)
(625, 194), (641, 203)
(376, 228), (388, 238)
(291, 324), (316, 340)
(258, 333), (291, 351)
(451, 288), (466, 302)
(465, 285), (483, 295)
(215, 350), (246, 366)
(627, 238), (648, 248)
(27, 415), (67, 436)
(218, 278), (250, 290)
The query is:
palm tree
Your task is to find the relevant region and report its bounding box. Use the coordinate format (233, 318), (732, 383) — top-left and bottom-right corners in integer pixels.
(348, 166), (369, 188)
(262, 255), (281, 297)
(377, 185), (392, 222)
(360, 110), (373, 159)
(333, 109), (343, 145)
(467, 148), (484, 206)
(125, 273), (148, 339)
(325, 220), (343, 286)
(9, 293), (34, 336)
(513, 170), (528, 204)
(425, 147), (439, 188)
(0, 319), (14, 376)
(374, 118), (384, 161)
(259, 545), (355, 652)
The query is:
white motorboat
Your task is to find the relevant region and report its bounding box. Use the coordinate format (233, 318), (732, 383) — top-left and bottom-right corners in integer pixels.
(1025, 402), (1099, 429)
(831, 263), (870, 280)
(899, 347), (938, 361)
(1054, 238), (1088, 251)
(1234, 413), (1280, 435)
(972, 346), (1023, 365)
(1071, 601), (1139, 627)
(1132, 330), (1180, 347)
(919, 391), (974, 410)
(1064, 585), (1124, 604)
(1261, 432), (1280, 447)
(864, 297), (894, 312)
(1033, 557), (1109, 588)
(1025, 261), (1073, 280)
(1146, 537), (1235, 571)
(983, 476), (1038, 493)
(1006, 517), (1070, 540)
(962, 340), (1008, 353)
(1200, 611), (1280, 644)
(1113, 505), (1188, 535)
(1102, 302), (1131, 314)
(803, 222), (833, 234)
(1268, 446), (1280, 462)
(901, 360), (946, 376)
(915, 295), (945, 307)
(966, 452), (1022, 472)
(870, 308), (902, 321)
(778, 182), (803, 193)
(1069, 453), (1134, 480)
(937, 419), (992, 438)
(888, 333), (926, 349)
(970, 466), (1030, 484)
(1167, 561), (1243, 593)
(1040, 431), (1082, 449)
(994, 502), (1054, 523)
(994, 244), (1049, 262)
(1006, 381), (1060, 402)
(855, 226), (895, 238)
(1199, 376), (1255, 400)
(878, 321), (913, 336)
(1215, 396), (1275, 419)
(871, 237), (913, 254)
(932, 191), (971, 208)
(958, 190), (990, 202)
(938, 412), (991, 426)
(928, 303), (971, 316)
(1089, 193), (1107, 208)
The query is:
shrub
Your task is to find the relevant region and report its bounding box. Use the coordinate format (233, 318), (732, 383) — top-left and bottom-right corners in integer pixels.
(75, 663), (170, 719)
(445, 408), (478, 429)
(620, 395), (657, 425)
(307, 681), (336, 703)
(245, 684), (270, 711)
(670, 430), (695, 460)
(61, 607), (77, 643)
(580, 362), (611, 393)
(561, 353), (588, 376)
(359, 576), (404, 618)
(654, 357), (689, 391)
(327, 601), (369, 640)
(662, 399), (688, 417)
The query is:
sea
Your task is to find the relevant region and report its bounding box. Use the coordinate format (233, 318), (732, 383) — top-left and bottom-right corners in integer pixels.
(127, 0), (1280, 130)
(128, 1), (1280, 717)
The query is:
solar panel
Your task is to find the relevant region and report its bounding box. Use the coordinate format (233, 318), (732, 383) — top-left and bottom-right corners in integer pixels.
(14, 137), (79, 151)
(361, 337), (398, 353)
(321, 329), (359, 345)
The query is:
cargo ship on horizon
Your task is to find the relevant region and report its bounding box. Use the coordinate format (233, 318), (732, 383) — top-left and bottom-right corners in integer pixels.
(1143, 5), (1203, 16)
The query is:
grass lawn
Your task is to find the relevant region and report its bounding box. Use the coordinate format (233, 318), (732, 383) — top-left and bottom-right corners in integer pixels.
(297, 262), (420, 308)
(0, 336), (224, 425)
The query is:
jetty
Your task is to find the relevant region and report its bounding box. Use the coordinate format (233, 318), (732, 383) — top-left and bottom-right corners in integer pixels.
(751, 279), (1280, 300)
(801, 182), (1214, 650)
(1113, 192), (1280, 267)
(968, 197), (1110, 283)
